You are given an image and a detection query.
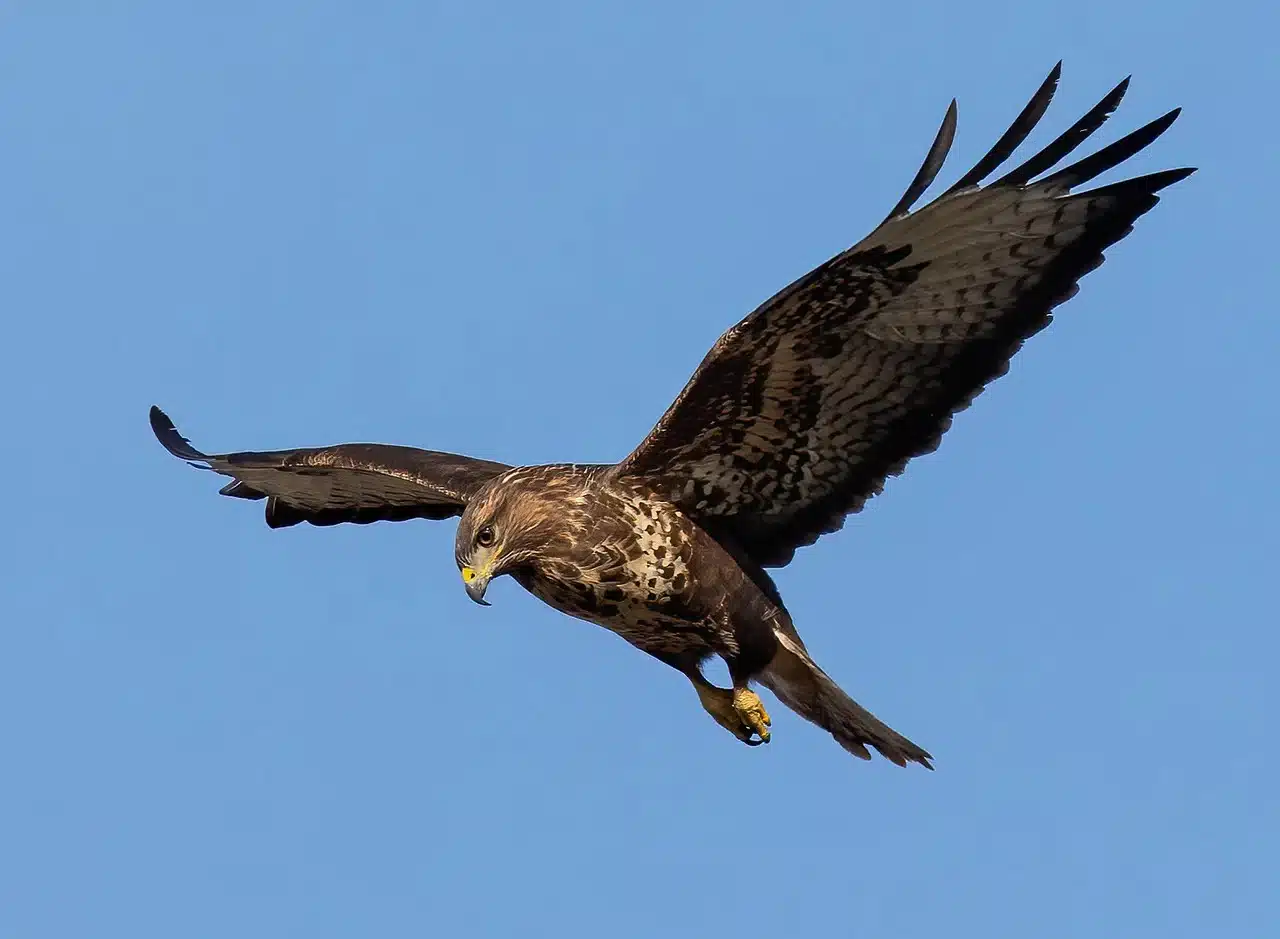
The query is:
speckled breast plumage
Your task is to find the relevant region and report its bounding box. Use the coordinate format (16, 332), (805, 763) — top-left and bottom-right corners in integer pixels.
(512, 481), (728, 658)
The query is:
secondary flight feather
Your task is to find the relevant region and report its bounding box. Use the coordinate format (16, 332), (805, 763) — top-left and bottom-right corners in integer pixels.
(153, 65), (1193, 766)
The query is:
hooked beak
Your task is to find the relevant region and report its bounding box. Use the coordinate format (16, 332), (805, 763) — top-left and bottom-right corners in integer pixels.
(461, 566), (491, 606)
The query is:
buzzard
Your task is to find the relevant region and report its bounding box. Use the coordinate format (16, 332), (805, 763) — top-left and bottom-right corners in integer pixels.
(151, 65), (1193, 767)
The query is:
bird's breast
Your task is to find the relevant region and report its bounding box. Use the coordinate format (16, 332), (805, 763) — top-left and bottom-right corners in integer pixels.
(512, 487), (706, 643)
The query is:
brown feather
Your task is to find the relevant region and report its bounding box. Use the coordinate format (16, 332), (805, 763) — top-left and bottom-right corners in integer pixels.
(611, 71), (1193, 567)
(150, 406), (509, 528)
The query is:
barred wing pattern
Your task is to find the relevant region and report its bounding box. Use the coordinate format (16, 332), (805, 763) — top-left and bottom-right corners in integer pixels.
(150, 406), (510, 528)
(612, 65), (1194, 567)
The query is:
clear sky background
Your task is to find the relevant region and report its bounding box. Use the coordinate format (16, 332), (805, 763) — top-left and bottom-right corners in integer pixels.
(1, 3), (1275, 937)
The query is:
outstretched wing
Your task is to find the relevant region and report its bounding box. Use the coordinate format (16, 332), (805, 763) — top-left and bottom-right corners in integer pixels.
(150, 406), (510, 528)
(612, 64), (1194, 567)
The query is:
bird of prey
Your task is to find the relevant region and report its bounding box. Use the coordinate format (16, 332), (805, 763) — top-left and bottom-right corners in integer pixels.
(151, 65), (1193, 767)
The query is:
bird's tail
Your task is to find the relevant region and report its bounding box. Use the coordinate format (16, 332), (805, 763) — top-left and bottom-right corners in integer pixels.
(758, 628), (933, 768)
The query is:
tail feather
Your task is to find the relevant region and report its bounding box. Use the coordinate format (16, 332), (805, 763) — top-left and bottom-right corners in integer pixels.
(760, 630), (933, 769)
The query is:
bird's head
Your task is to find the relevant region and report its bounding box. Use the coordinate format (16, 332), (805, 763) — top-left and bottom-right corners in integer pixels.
(455, 483), (554, 606)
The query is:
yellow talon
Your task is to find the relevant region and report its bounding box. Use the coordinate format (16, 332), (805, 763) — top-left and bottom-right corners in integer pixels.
(733, 687), (772, 743)
(694, 681), (771, 745)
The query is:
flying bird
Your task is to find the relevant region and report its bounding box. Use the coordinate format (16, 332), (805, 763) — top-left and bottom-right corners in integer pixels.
(151, 65), (1193, 767)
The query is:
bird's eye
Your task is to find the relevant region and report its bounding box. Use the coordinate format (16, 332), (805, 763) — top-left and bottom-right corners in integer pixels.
(476, 525), (496, 547)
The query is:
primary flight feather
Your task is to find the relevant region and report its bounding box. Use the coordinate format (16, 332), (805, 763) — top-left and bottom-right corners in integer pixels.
(152, 65), (1193, 767)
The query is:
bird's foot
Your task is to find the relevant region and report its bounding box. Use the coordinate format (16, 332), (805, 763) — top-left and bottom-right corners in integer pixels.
(695, 682), (771, 746)
(732, 686), (771, 744)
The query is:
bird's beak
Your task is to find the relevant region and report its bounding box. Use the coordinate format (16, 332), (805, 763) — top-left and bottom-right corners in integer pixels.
(461, 566), (491, 606)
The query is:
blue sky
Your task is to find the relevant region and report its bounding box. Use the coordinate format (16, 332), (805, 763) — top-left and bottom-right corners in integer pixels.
(1, 3), (1276, 937)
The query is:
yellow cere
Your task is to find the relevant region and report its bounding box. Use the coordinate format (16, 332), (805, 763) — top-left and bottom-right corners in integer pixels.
(461, 567), (476, 584)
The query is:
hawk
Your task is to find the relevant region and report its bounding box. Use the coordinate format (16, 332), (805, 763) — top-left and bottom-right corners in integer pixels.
(151, 65), (1193, 767)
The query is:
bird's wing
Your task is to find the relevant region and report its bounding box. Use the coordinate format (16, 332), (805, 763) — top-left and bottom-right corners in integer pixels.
(150, 406), (510, 528)
(611, 64), (1194, 567)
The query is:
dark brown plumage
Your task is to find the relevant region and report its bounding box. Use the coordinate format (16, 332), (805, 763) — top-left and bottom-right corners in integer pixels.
(151, 65), (1193, 767)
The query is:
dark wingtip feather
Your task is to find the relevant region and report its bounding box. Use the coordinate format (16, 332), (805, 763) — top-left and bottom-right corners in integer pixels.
(943, 61), (1063, 195)
(149, 406), (210, 464)
(1040, 107), (1183, 189)
(1156, 165), (1197, 188)
(994, 75), (1132, 187)
(1086, 166), (1197, 199)
(880, 98), (958, 224)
